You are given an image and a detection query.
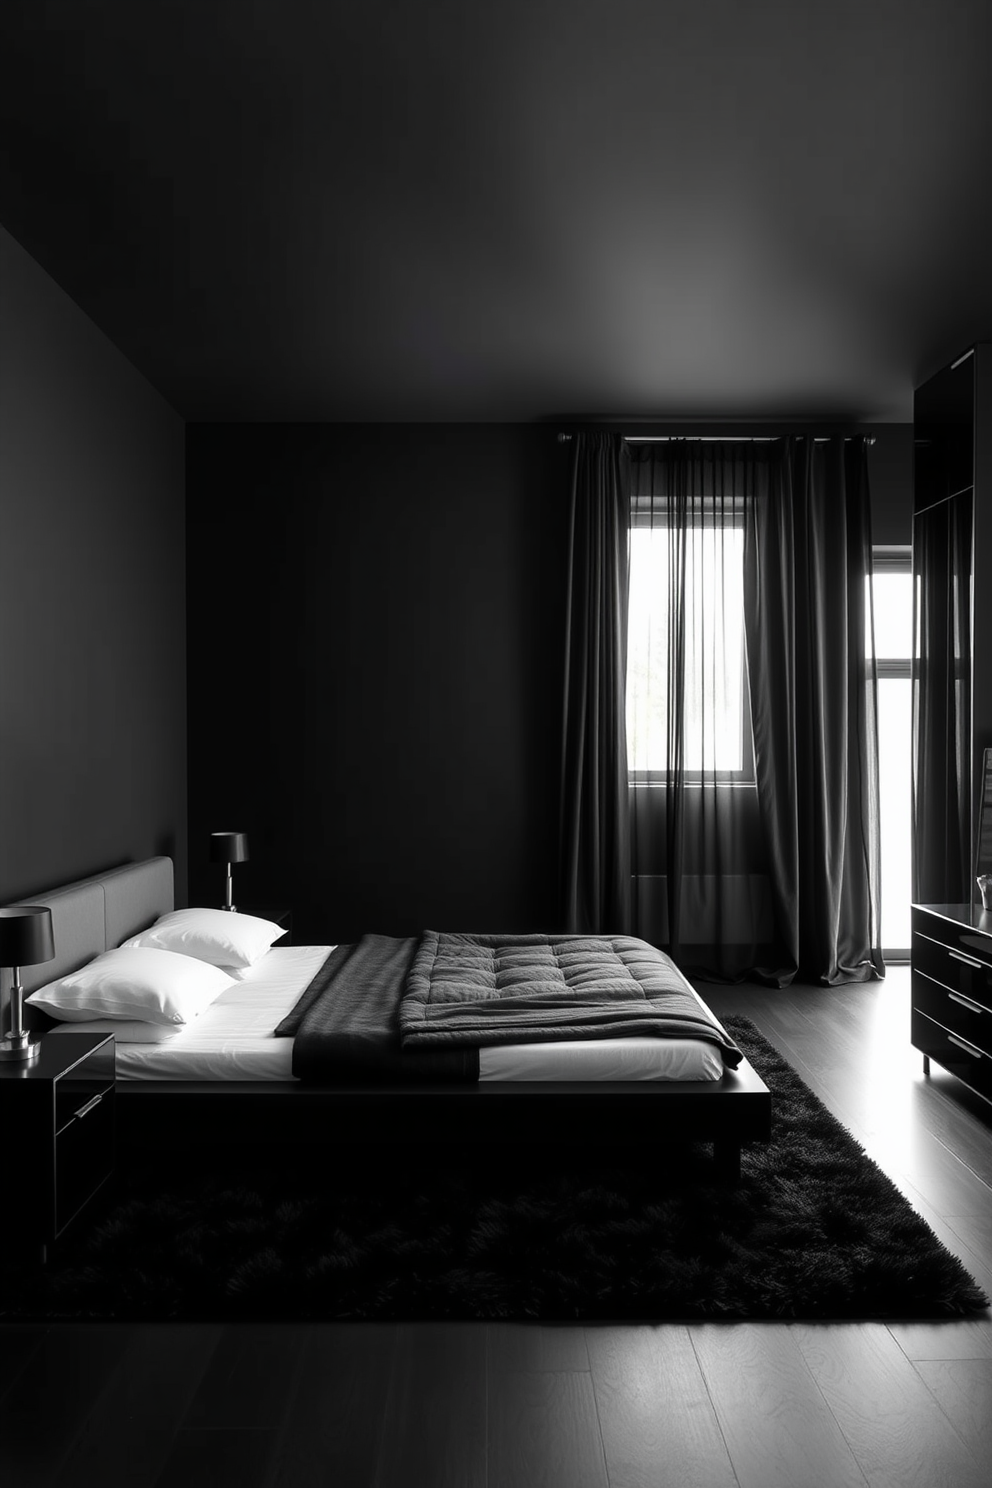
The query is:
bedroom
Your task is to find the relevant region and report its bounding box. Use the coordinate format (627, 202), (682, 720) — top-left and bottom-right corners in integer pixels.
(1, 1), (992, 1485)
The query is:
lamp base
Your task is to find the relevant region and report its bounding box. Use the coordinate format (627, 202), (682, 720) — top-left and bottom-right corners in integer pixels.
(0, 1032), (42, 1064)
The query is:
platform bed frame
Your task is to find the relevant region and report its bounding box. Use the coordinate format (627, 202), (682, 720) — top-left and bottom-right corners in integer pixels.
(12, 858), (772, 1181)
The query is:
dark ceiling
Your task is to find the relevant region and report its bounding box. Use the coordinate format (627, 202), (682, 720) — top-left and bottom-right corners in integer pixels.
(2, 0), (991, 422)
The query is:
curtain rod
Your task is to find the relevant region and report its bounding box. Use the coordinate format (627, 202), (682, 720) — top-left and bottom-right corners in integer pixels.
(557, 433), (876, 446)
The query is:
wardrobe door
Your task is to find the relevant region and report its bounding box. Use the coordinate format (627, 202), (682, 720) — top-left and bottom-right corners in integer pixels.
(913, 487), (973, 903)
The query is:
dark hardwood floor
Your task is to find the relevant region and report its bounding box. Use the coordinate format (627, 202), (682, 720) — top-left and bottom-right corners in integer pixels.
(3, 967), (992, 1487)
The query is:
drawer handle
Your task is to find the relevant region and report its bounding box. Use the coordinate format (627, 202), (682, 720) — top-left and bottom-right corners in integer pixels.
(74, 1093), (104, 1120)
(949, 990), (985, 1014)
(949, 950), (984, 969)
(948, 1033), (983, 1059)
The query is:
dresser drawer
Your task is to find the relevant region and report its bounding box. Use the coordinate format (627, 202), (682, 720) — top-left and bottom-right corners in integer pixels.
(912, 1009), (992, 1104)
(912, 930), (992, 1014)
(916, 898), (992, 946)
(912, 906), (992, 961)
(913, 970), (992, 1055)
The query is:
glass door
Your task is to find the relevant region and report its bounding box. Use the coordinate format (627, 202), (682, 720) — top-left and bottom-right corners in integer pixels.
(870, 548), (913, 957)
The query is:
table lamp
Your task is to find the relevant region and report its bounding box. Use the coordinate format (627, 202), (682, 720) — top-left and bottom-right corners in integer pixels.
(209, 831), (249, 911)
(0, 905), (55, 1063)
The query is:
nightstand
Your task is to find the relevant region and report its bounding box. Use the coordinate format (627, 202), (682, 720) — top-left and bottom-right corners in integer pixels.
(0, 1033), (115, 1263)
(237, 905), (292, 944)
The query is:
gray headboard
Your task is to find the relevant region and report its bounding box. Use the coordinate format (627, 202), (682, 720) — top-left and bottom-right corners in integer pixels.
(0, 858), (175, 1024)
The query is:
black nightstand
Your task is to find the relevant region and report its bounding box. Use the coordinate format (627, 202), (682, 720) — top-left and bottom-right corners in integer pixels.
(0, 1033), (115, 1263)
(236, 905), (292, 944)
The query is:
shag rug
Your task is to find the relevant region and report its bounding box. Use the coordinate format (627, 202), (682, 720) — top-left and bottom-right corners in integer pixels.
(5, 1017), (988, 1322)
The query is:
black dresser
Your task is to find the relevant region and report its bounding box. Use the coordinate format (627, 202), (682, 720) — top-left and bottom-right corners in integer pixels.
(912, 904), (992, 1102)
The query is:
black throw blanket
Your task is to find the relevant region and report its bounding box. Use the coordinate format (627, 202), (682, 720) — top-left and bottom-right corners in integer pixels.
(274, 935), (478, 1084)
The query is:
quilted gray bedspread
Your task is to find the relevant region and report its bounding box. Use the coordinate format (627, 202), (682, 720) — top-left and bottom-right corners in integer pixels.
(401, 932), (742, 1068)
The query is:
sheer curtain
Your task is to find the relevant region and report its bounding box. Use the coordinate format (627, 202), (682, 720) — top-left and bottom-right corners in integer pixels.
(628, 442), (774, 979)
(625, 437), (883, 985)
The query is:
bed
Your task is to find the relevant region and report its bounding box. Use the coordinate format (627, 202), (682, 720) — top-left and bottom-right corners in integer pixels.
(11, 856), (771, 1178)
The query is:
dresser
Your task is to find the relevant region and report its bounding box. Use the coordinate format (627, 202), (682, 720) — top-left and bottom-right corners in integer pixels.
(912, 904), (992, 1102)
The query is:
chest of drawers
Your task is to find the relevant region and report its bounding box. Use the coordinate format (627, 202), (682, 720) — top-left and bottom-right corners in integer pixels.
(911, 904), (992, 1103)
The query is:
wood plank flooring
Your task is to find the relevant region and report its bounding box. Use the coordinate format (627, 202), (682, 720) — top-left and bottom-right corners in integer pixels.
(4, 967), (992, 1487)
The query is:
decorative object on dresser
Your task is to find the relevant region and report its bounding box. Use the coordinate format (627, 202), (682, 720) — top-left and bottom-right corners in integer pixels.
(0, 904), (55, 1063)
(208, 830), (248, 911)
(912, 903), (992, 1101)
(0, 1033), (114, 1263)
(976, 747), (992, 908)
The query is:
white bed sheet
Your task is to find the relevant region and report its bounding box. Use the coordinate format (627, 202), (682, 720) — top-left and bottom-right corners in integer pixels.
(49, 944), (724, 1083)
(49, 945), (326, 1082)
(480, 1037), (723, 1082)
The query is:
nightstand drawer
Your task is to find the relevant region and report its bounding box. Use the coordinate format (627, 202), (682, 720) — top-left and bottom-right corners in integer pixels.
(913, 970), (992, 1054)
(912, 1008), (992, 1103)
(55, 1085), (114, 1236)
(913, 930), (992, 1014)
(55, 1040), (115, 1135)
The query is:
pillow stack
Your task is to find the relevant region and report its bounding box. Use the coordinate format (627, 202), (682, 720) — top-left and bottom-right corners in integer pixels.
(26, 908), (286, 1026)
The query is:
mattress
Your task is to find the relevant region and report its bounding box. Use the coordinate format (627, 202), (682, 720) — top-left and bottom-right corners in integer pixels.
(49, 944), (725, 1083)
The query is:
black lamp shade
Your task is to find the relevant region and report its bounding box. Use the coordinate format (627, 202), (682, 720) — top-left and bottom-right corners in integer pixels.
(209, 831), (249, 864)
(0, 905), (55, 967)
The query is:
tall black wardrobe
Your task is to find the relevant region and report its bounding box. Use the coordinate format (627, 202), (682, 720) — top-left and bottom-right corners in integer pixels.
(913, 344), (992, 904)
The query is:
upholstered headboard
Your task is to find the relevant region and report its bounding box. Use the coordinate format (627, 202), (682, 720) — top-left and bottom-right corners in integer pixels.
(0, 858), (174, 1024)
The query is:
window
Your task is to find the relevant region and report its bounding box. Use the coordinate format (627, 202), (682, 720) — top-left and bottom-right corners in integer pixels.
(867, 547), (913, 957)
(626, 506), (754, 783)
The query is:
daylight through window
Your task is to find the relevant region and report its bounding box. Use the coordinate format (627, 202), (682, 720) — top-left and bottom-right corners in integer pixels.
(626, 518), (752, 780)
(867, 549), (913, 956)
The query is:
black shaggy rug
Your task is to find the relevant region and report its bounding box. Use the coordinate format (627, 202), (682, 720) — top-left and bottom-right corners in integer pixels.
(5, 1017), (989, 1322)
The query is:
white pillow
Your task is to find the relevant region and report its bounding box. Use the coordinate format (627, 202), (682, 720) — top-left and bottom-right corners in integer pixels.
(26, 947), (235, 1025)
(120, 907), (285, 970)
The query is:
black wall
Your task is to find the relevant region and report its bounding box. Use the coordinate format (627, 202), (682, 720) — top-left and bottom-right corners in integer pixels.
(0, 225), (187, 909)
(185, 424), (566, 942)
(186, 422), (913, 943)
(868, 424), (913, 546)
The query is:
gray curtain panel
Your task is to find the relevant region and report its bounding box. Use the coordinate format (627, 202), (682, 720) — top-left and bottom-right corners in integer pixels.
(745, 435), (883, 984)
(560, 432), (632, 933)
